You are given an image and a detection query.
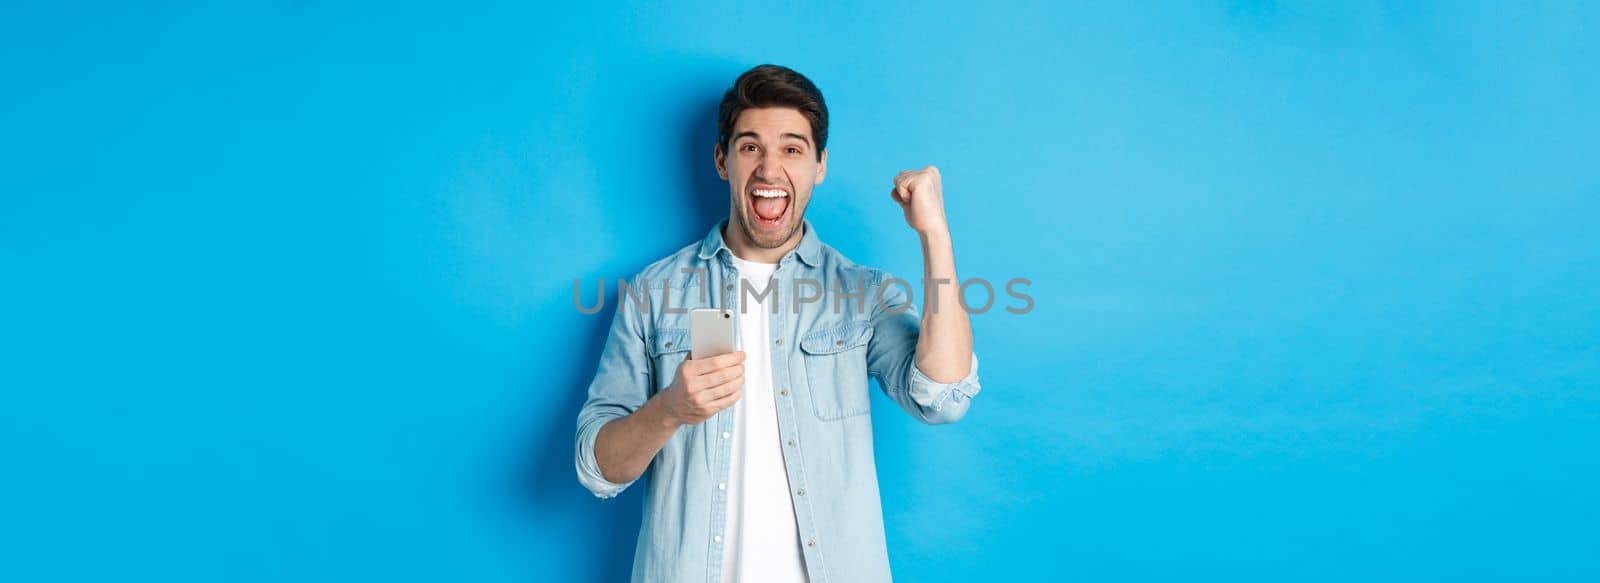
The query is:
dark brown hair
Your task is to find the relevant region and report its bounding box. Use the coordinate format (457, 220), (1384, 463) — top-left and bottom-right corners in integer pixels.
(717, 64), (828, 160)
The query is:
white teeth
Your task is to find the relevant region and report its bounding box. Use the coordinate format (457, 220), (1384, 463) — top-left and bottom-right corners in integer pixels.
(752, 189), (788, 198)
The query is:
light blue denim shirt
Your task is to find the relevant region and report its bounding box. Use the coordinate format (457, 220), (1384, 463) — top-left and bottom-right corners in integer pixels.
(575, 220), (982, 583)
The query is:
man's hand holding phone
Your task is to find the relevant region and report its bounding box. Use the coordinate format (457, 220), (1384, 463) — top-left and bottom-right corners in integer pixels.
(658, 351), (746, 426)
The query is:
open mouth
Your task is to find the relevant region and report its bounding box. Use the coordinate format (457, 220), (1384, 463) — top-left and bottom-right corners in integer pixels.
(747, 184), (791, 229)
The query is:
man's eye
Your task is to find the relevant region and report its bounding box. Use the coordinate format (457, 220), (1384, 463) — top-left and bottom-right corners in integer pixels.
(741, 144), (758, 152)
(787, 147), (802, 155)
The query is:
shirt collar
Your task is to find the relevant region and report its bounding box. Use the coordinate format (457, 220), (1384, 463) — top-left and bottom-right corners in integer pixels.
(698, 218), (821, 267)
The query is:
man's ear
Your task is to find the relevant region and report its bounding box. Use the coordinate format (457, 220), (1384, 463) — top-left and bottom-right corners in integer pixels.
(714, 143), (728, 181)
(814, 149), (828, 185)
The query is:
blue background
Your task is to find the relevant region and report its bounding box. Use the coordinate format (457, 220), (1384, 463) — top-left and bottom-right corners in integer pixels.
(3, 2), (1596, 581)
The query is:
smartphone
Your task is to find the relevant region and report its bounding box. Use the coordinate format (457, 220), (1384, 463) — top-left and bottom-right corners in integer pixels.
(689, 308), (736, 360)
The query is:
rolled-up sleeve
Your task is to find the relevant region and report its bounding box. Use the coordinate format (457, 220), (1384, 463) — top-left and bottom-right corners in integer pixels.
(865, 272), (983, 425)
(574, 278), (652, 499)
(908, 352), (981, 413)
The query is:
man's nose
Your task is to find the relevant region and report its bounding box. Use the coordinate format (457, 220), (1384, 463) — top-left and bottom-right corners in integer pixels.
(757, 151), (783, 180)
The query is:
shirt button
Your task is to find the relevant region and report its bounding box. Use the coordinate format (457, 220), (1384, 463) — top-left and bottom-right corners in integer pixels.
(779, 388), (789, 396)
(787, 439), (795, 447)
(714, 535), (722, 543)
(718, 482), (726, 491)
(807, 539), (817, 548)
(797, 488), (806, 496)
(775, 339), (783, 346)
(721, 431), (730, 439)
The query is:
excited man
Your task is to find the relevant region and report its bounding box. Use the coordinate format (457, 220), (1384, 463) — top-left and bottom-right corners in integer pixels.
(575, 64), (982, 582)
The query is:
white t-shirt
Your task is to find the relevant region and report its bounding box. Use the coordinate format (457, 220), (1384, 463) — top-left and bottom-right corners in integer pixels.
(721, 255), (809, 583)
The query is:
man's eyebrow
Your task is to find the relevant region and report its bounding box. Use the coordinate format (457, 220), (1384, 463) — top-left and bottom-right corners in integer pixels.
(731, 131), (812, 147)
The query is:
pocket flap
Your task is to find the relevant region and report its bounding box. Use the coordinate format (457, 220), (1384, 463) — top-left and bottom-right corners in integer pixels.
(648, 328), (690, 357)
(800, 320), (874, 355)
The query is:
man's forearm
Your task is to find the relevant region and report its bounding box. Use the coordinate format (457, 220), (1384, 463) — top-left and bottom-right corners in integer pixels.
(594, 395), (680, 484)
(915, 229), (974, 383)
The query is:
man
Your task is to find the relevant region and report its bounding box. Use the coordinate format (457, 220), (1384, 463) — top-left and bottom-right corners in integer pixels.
(575, 64), (982, 583)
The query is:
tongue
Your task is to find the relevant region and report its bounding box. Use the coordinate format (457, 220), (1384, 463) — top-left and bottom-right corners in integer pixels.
(753, 196), (788, 221)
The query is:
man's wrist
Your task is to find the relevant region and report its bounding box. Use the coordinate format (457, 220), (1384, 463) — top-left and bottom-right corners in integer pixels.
(918, 227), (953, 249)
(641, 394), (682, 432)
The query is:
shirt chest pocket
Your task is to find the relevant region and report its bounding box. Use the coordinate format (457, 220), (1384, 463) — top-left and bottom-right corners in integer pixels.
(646, 327), (690, 394)
(800, 320), (874, 421)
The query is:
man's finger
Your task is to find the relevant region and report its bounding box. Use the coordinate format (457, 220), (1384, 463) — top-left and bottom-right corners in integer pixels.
(704, 379), (744, 407)
(695, 364), (744, 389)
(701, 375), (745, 402)
(694, 350), (745, 375)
